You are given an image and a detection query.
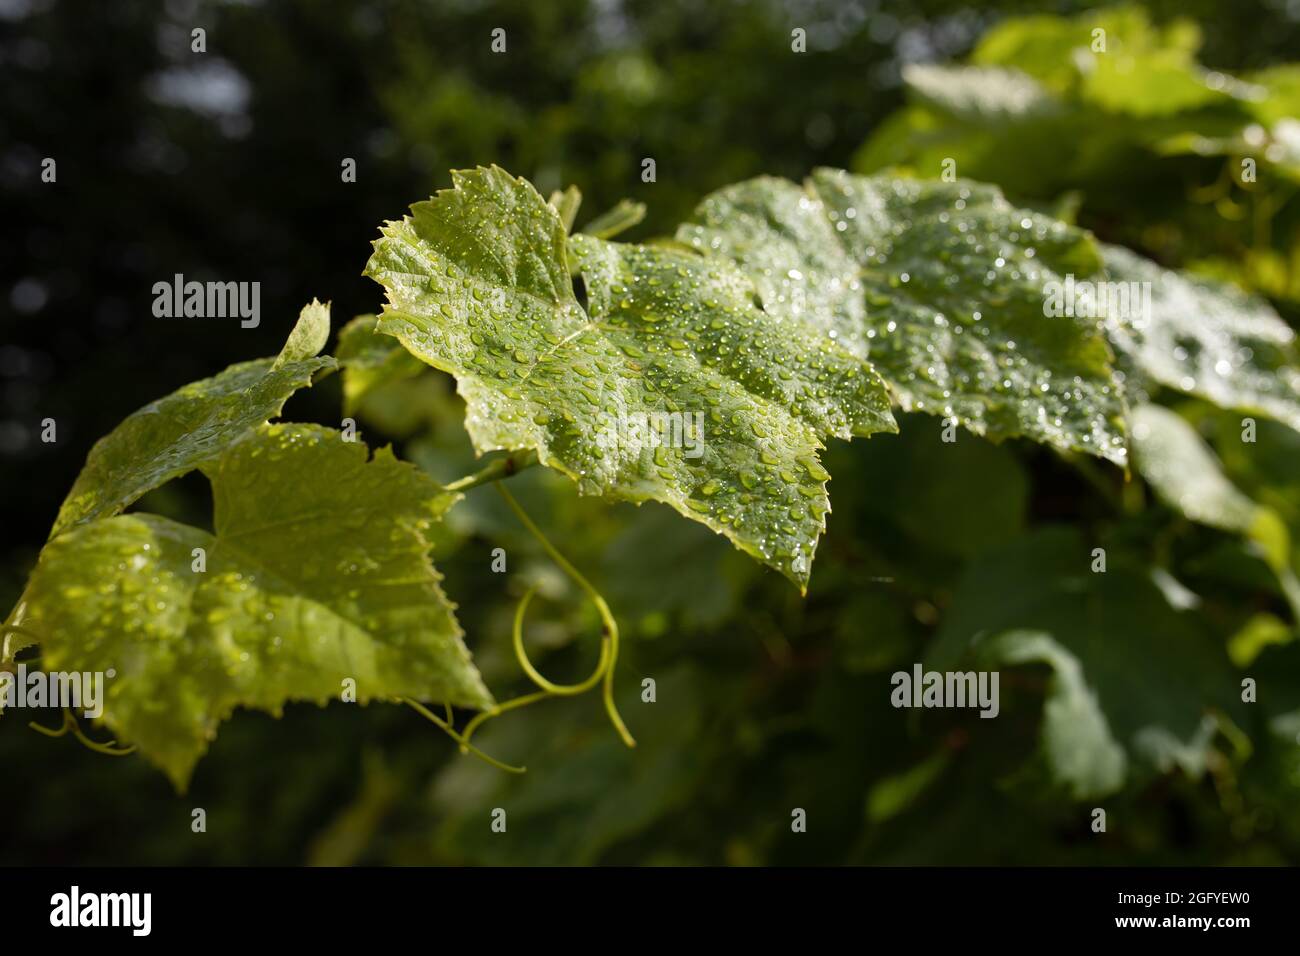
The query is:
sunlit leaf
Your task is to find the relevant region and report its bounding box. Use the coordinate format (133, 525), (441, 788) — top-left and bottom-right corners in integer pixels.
(15, 424), (489, 789)
(680, 170), (1128, 463)
(51, 302), (336, 538)
(1102, 246), (1300, 433)
(364, 165), (898, 587)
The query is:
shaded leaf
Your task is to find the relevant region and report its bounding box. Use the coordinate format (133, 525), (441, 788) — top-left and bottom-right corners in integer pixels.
(335, 314), (428, 416)
(979, 629), (1127, 799)
(927, 527), (1243, 793)
(1129, 403), (1299, 614)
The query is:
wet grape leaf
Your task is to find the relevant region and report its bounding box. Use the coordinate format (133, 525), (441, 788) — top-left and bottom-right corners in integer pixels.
(274, 298), (331, 369)
(679, 170), (1128, 463)
(15, 423), (489, 790)
(51, 301), (337, 538)
(1102, 246), (1300, 433)
(364, 165), (897, 587)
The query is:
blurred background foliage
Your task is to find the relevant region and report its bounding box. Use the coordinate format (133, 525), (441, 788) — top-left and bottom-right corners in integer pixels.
(3, 0), (1300, 865)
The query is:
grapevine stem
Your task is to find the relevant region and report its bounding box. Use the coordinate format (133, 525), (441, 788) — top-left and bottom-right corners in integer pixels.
(444, 449), (538, 493)
(402, 699), (525, 774)
(28, 709), (136, 756)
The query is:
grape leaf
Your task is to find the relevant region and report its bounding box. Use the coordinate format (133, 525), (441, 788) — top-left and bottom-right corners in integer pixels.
(14, 423), (490, 789)
(970, 7), (1205, 97)
(336, 314), (427, 415)
(580, 198), (647, 239)
(678, 170), (1128, 463)
(51, 301), (337, 538)
(1102, 246), (1300, 433)
(978, 630), (1127, 799)
(926, 527), (1244, 794)
(900, 64), (1060, 122)
(1129, 403), (1299, 614)
(274, 298), (331, 369)
(364, 165), (897, 587)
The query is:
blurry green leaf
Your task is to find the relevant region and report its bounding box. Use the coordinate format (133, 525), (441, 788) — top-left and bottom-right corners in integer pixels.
(1130, 403), (1300, 615)
(15, 424), (489, 789)
(971, 7), (1203, 95)
(365, 165), (897, 587)
(1083, 52), (1240, 118)
(1248, 65), (1300, 126)
(51, 305), (336, 538)
(928, 527), (1243, 791)
(580, 199), (647, 239)
(866, 750), (950, 823)
(1228, 613), (1294, 668)
(335, 314), (428, 417)
(980, 630), (1127, 799)
(901, 64), (1059, 121)
(1130, 404), (1291, 569)
(680, 170), (1127, 463)
(1102, 246), (1300, 432)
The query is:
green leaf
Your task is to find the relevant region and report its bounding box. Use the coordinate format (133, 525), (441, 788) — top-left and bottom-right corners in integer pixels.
(1102, 245), (1300, 433)
(979, 630), (1127, 799)
(15, 423), (490, 789)
(336, 313), (428, 416)
(1129, 403), (1298, 615)
(971, 7), (1204, 96)
(926, 527), (1243, 793)
(900, 64), (1059, 122)
(547, 185), (582, 233)
(581, 199), (647, 239)
(679, 170), (1128, 463)
(364, 165), (897, 587)
(274, 298), (331, 369)
(51, 304), (337, 538)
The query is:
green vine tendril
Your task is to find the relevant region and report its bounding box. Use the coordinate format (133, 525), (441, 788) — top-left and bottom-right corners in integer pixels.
(453, 483), (636, 753)
(28, 708), (137, 757)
